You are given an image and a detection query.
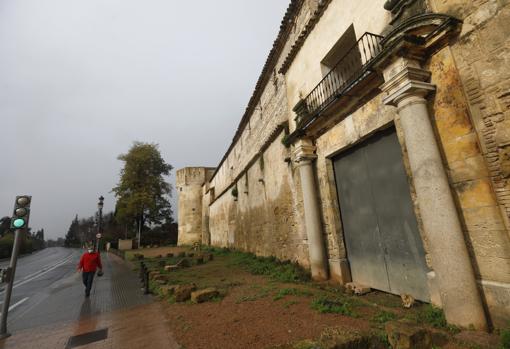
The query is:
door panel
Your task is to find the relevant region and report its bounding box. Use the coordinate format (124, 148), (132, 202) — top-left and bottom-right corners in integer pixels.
(333, 127), (430, 301)
(364, 130), (430, 301)
(333, 142), (390, 292)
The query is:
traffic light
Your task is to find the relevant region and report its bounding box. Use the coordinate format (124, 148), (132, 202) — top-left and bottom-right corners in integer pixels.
(10, 195), (31, 230)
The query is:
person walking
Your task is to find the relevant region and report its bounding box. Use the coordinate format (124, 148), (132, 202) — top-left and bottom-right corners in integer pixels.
(77, 245), (103, 297)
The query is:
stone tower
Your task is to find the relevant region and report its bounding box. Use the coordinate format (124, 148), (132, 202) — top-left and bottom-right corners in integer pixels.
(176, 167), (215, 246)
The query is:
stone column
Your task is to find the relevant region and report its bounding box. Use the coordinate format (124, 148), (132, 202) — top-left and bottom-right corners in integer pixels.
(293, 139), (329, 280)
(381, 58), (487, 329)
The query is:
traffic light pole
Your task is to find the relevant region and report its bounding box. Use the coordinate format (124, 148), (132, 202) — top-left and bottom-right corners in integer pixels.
(0, 228), (23, 339)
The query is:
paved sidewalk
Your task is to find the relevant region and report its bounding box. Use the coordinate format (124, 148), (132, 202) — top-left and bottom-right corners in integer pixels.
(0, 302), (181, 349)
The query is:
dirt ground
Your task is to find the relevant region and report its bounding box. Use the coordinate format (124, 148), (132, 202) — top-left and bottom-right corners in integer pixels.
(130, 247), (502, 349)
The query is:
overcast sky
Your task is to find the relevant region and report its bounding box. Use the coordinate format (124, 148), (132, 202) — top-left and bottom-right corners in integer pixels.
(0, 0), (289, 239)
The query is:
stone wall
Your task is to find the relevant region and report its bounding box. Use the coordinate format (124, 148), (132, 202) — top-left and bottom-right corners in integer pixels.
(209, 132), (310, 264)
(176, 0), (510, 327)
(428, 0), (510, 327)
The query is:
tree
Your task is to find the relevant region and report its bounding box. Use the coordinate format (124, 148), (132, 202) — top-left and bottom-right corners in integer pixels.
(0, 217), (11, 237)
(64, 215), (81, 247)
(112, 142), (173, 245)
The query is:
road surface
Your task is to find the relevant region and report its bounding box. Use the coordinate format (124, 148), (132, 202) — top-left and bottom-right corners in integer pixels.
(0, 247), (151, 332)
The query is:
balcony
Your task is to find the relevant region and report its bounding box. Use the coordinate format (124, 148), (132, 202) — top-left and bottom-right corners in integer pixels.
(293, 32), (384, 131)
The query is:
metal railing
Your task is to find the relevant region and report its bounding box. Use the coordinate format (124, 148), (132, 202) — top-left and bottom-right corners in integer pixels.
(302, 32), (384, 120)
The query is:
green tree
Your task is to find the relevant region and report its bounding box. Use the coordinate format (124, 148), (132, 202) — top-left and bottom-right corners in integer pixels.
(112, 142), (173, 244)
(64, 215), (81, 247)
(0, 217), (11, 237)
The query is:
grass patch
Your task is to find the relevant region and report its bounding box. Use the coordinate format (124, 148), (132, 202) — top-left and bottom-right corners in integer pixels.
(501, 328), (510, 349)
(273, 287), (313, 301)
(310, 297), (355, 316)
(413, 304), (459, 333)
(228, 251), (310, 282)
(236, 286), (273, 303)
(372, 310), (397, 324)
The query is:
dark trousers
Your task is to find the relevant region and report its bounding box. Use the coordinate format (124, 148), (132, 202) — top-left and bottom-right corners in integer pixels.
(82, 271), (95, 296)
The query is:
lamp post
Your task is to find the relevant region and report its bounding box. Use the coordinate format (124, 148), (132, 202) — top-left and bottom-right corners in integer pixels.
(96, 196), (104, 251)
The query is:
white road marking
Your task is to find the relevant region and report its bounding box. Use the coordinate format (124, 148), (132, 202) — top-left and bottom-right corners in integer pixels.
(0, 254), (76, 294)
(0, 297), (29, 314)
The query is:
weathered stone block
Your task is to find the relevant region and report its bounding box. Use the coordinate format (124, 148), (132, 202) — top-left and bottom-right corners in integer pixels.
(174, 284), (197, 302)
(160, 285), (177, 297)
(345, 282), (371, 295)
(164, 265), (179, 272)
(318, 327), (386, 349)
(176, 258), (191, 268)
(385, 321), (432, 349)
(191, 288), (219, 303)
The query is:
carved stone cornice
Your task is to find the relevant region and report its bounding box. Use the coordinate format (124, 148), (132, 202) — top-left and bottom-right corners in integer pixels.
(381, 58), (435, 107)
(293, 139), (317, 163)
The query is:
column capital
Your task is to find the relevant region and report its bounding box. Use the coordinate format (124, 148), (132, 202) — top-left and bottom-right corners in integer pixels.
(381, 57), (435, 107)
(293, 139), (317, 163)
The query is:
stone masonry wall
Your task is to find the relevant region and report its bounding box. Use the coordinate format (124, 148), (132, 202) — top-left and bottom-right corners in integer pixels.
(209, 132), (310, 265)
(427, 0), (510, 327)
(204, 0), (327, 266)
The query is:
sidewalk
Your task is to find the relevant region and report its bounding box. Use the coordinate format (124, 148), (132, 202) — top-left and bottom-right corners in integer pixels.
(0, 302), (181, 349)
(0, 252), (182, 348)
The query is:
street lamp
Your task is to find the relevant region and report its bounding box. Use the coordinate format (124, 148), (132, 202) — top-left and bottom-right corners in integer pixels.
(96, 196), (104, 251)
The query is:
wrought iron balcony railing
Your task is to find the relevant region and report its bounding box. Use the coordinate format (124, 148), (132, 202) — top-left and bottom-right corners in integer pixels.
(300, 32), (384, 124)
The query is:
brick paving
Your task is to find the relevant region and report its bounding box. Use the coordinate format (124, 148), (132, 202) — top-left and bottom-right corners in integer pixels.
(0, 252), (181, 348)
(0, 302), (181, 349)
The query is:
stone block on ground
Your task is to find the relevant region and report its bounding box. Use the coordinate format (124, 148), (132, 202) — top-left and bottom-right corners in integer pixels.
(174, 284), (197, 302)
(318, 327), (386, 349)
(385, 320), (432, 349)
(160, 285), (178, 297)
(176, 258), (191, 268)
(191, 288), (219, 303)
(345, 282), (371, 295)
(164, 264), (179, 272)
(154, 274), (170, 282)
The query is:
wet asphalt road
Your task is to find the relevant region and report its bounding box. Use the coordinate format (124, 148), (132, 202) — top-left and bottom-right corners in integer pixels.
(0, 247), (151, 332)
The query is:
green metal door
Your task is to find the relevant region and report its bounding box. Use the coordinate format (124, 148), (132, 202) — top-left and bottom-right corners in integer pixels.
(333, 127), (430, 301)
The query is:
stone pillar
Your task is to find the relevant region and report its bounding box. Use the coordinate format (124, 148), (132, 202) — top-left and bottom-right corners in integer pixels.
(293, 139), (329, 280)
(381, 58), (487, 329)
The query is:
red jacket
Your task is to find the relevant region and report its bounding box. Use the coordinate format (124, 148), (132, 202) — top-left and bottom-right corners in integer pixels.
(78, 251), (103, 272)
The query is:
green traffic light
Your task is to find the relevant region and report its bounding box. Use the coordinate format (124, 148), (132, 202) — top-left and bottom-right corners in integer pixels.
(12, 218), (25, 228)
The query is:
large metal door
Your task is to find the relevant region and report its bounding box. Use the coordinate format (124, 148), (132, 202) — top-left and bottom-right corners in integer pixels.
(333, 127), (430, 301)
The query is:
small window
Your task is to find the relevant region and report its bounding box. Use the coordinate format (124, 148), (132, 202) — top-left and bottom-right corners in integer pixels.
(320, 24), (362, 86)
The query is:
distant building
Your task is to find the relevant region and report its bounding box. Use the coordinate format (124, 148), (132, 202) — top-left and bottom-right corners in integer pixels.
(177, 0), (510, 329)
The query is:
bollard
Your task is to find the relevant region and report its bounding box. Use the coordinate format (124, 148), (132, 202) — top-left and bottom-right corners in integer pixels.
(144, 270), (150, 295)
